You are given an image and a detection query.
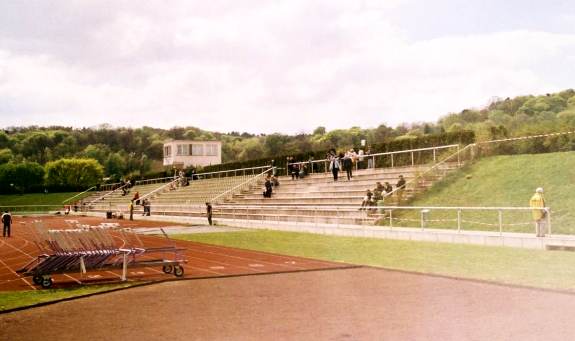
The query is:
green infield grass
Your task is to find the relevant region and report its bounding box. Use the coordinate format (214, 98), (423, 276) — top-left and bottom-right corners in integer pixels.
(0, 283), (137, 312)
(0, 192), (88, 213)
(174, 229), (575, 291)
(0, 192), (86, 206)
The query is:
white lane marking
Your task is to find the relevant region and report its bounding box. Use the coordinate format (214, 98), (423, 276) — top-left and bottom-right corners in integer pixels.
(248, 264), (264, 268)
(209, 266), (225, 270)
(64, 274), (82, 284)
(88, 275), (102, 279)
(0, 258), (36, 290)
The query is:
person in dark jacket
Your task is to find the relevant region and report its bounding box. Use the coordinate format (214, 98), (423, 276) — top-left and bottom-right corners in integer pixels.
(396, 175), (406, 204)
(205, 202), (213, 225)
(263, 176), (273, 198)
(2, 211), (12, 238)
(329, 154), (341, 181)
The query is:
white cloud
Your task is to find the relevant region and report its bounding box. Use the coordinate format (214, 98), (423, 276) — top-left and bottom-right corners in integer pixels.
(0, 1), (574, 133)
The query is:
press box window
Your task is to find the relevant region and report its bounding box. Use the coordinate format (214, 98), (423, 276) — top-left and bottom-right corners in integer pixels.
(206, 144), (218, 156)
(191, 144), (204, 156)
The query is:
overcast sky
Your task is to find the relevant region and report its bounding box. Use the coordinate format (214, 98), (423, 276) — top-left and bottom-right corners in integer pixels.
(1, 0), (574, 134)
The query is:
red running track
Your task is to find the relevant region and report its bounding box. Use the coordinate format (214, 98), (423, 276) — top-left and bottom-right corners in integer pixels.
(0, 216), (353, 291)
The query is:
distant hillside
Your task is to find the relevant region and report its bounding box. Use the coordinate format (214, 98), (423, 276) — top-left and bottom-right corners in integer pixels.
(403, 151), (575, 234)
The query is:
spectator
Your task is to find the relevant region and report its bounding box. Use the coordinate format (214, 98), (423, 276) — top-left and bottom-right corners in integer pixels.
(360, 189), (374, 210)
(343, 150), (353, 181)
(2, 210), (12, 238)
(529, 187), (547, 237)
(263, 175), (273, 198)
(129, 200), (134, 221)
(329, 154), (341, 181)
(396, 175), (406, 204)
(299, 164), (308, 179)
(205, 202), (213, 226)
(358, 149), (365, 169)
(291, 163), (300, 180)
(141, 199), (151, 216)
(132, 191), (140, 205)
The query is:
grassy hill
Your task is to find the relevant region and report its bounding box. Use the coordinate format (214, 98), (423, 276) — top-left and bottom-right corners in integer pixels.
(0, 192), (87, 214)
(399, 151), (575, 234)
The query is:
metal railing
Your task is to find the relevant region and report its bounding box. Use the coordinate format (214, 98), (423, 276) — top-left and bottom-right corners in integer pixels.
(286, 144), (460, 176)
(87, 183), (130, 206)
(209, 167), (273, 203)
(99, 182), (122, 192)
(383, 143), (475, 203)
(135, 166), (272, 186)
(62, 186), (96, 204)
(0, 205), (67, 214)
(82, 203), (551, 236)
(138, 177), (182, 202)
(135, 177), (176, 186)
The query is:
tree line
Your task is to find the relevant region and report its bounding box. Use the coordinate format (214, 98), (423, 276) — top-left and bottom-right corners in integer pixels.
(1, 89), (574, 193)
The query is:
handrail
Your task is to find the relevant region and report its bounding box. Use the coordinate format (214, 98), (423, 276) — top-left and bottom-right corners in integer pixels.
(99, 182), (122, 191)
(62, 186), (96, 204)
(197, 165), (272, 178)
(138, 177), (181, 202)
(287, 144), (459, 167)
(383, 143), (473, 201)
(87, 183), (130, 206)
(209, 167), (273, 203)
(135, 166), (272, 186)
(135, 176), (175, 186)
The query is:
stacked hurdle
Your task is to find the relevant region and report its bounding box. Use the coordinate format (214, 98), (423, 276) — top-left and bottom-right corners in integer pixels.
(17, 222), (187, 288)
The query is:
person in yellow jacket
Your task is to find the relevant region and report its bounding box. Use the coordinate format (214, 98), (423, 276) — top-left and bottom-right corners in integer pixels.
(529, 187), (547, 237)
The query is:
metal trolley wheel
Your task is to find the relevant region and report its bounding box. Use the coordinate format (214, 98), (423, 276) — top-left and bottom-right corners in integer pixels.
(41, 277), (53, 289)
(32, 275), (43, 285)
(173, 266), (184, 277)
(162, 265), (173, 274)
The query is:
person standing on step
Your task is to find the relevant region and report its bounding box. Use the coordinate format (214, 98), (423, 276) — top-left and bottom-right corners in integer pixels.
(2, 210), (12, 238)
(263, 175), (273, 198)
(329, 153), (341, 181)
(396, 175), (406, 204)
(529, 187), (547, 237)
(129, 200), (134, 221)
(206, 202), (213, 226)
(343, 150), (353, 181)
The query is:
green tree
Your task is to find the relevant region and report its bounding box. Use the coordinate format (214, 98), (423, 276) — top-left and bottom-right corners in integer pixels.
(82, 144), (111, 165)
(0, 148), (13, 164)
(44, 158), (104, 190)
(0, 162), (45, 193)
(313, 126), (326, 135)
(105, 153), (125, 178)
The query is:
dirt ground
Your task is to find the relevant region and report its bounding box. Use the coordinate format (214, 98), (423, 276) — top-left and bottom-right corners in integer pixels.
(2, 267), (575, 341)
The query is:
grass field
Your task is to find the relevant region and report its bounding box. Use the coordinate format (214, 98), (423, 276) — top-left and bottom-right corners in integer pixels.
(175, 229), (575, 291)
(387, 151), (575, 234)
(0, 192), (87, 214)
(0, 283), (136, 312)
(0, 192), (85, 206)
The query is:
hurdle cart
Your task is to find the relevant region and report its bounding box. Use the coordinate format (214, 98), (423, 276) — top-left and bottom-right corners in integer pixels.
(17, 222), (187, 288)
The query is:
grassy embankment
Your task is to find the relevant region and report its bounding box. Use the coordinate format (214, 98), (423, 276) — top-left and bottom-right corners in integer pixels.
(0, 192), (88, 214)
(389, 151), (575, 234)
